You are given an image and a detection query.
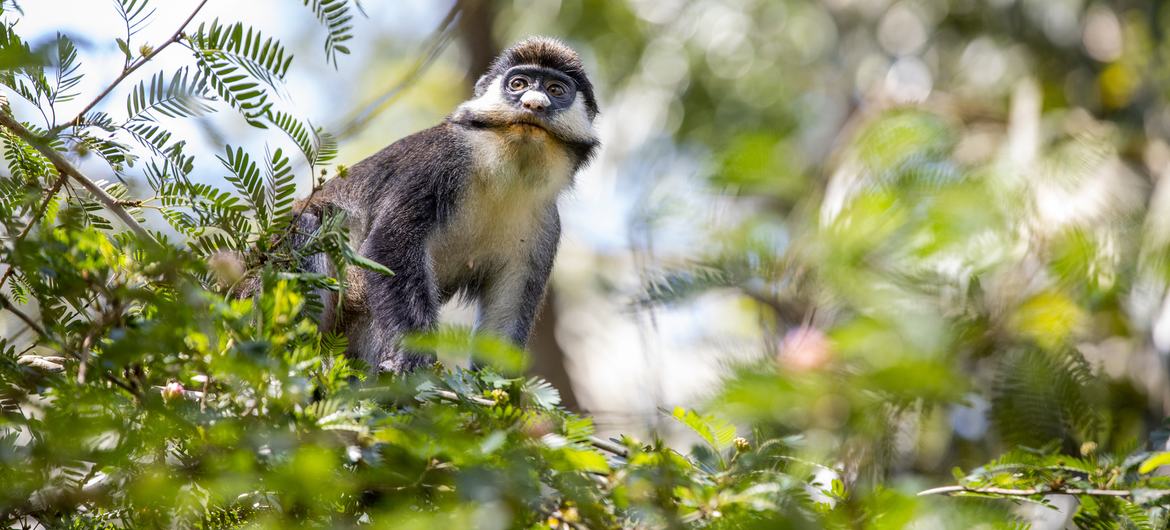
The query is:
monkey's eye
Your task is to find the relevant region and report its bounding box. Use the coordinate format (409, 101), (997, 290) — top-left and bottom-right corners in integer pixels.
(547, 82), (567, 97)
(508, 76), (529, 91)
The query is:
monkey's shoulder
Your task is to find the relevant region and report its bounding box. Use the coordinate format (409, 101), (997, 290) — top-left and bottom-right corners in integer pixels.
(348, 123), (473, 185)
(309, 124), (472, 214)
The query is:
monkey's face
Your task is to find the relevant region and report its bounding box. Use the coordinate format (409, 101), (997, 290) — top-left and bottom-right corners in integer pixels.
(501, 66), (578, 116)
(452, 70), (597, 149)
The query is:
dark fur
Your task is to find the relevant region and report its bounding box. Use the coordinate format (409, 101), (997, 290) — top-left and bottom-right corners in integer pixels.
(293, 37), (598, 373)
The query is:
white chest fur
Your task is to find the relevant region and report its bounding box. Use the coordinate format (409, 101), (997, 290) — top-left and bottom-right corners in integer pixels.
(428, 126), (573, 286)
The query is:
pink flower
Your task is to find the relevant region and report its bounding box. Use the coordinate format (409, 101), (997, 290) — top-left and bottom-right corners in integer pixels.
(161, 381), (185, 402)
(778, 326), (832, 372)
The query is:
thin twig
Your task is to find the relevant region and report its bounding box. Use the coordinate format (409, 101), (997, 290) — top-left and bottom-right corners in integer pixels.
(0, 293), (46, 338)
(433, 388), (492, 406)
(103, 372), (141, 399)
(917, 485), (1132, 498)
(589, 436), (629, 458)
(0, 171), (68, 292)
(0, 112), (155, 242)
(64, 0), (210, 128)
(77, 334), (91, 384)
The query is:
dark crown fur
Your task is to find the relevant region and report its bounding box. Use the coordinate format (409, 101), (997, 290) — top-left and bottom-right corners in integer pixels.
(475, 36), (599, 119)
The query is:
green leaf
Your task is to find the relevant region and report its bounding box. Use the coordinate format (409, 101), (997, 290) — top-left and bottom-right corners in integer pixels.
(115, 37), (131, 62)
(1, 127), (53, 185)
(269, 111), (337, 168)
(299, 0), (361, 67)
(403, 326), (530, 375)
(561, 446), (610, 474)
(523, 377), (561, 410)
(219, 145), (265, 220)
(1139, 452), (1170, 474)
(114, 0), (155, 39)
(0, 22), (48, 103)
(346, 252), (392, 276)
(562, 416), (595, 444)
(263, 147), (296, 237)
(49, 33), (82, 104)
(189, 19), (292, 127)
(672, 406), (737, 452)
(125, 68), (214, 122)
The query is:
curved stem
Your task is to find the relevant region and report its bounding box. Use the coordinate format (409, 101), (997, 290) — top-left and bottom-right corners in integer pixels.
(0, 293), (46, 338)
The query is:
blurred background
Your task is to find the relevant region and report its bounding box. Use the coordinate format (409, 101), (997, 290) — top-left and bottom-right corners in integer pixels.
(10, 0), (1170, 482)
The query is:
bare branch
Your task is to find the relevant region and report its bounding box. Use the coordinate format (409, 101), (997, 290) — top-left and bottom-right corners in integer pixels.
(918, 485), (1131, 498)
(335, 0), (461, 139)
(0, 293), (46, 338)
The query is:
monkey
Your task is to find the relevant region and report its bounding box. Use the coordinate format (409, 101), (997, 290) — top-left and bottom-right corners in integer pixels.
(293, 37), (600, 373)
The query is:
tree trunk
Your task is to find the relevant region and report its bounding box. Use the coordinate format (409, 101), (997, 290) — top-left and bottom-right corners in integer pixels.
(529, 289), (579, 410)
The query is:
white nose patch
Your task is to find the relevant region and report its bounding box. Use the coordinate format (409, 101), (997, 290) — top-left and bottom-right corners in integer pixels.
(520, 90), (550, 110)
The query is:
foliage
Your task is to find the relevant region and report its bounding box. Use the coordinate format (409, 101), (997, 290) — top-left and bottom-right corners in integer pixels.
(1, 0), (1170, 529)
(551, 0), (1170, 525)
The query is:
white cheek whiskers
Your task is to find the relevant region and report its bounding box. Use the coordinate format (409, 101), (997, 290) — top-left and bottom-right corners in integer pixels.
(547, 97), (594, 145)
(456, 76), (511, 116)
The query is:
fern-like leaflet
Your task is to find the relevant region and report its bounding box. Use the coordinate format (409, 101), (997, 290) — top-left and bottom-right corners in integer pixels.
(124, 122), (193, 182)
(219, 145), (266, 223)
(48, 33), (82, 107)
(300, 0), (359, 66)
(264, 148), (296, 239)
(0, 24), (49, 119)
(113, 0), (156, 64)
(124, 68), (215, 122)
(187, 20), (292, 127)
(269, 111), (337, 170)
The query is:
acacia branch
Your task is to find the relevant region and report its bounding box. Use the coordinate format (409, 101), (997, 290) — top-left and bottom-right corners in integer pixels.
(0, 112), (155, 242)
(431, 388), (629, 459)
(64, 0), (210, 128)
(0, 171), (68, 292)
(918, 485), (1131, 498)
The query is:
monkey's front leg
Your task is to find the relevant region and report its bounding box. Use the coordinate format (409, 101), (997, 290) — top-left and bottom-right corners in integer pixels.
(359, 225), (441, 373)
(476, 213), (560, 348)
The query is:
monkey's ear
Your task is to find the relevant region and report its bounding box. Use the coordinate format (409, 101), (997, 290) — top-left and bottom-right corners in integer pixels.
(473, 74), (496, 97)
